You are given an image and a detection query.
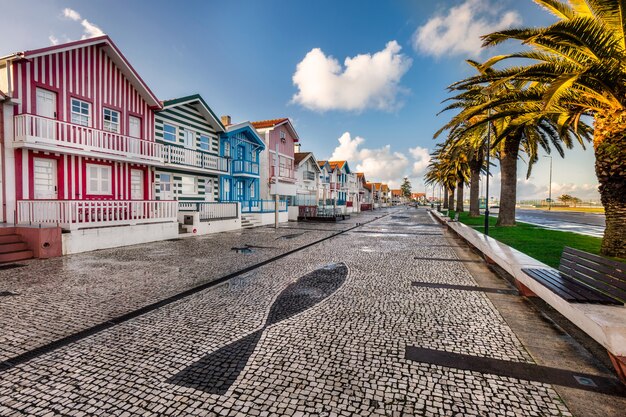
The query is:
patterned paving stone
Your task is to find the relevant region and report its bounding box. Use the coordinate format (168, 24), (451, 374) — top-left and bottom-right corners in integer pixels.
(0, 207), (574, 416)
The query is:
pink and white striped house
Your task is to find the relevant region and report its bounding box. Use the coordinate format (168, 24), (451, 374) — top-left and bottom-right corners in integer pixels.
(0, 36), (178, 254)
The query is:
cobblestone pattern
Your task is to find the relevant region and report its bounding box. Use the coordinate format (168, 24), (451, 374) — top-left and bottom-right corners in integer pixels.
(0, 212), (388, 362)
(0, 208), (570, 416)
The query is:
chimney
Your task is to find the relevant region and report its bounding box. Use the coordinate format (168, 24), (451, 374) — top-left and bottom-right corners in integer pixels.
(294, 143), (301, 153)
(221, 115), (232, 126)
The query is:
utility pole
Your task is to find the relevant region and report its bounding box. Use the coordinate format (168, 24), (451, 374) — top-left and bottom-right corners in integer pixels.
(545, 155), (553, 211)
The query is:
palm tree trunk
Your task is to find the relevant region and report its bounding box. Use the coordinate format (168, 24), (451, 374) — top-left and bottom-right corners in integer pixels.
(448, 187), (455, 211)
(469, 168), (480, 216)
(443, 187), (449, 209)
(594, 113), (626, 257)
(456, 181), (464, 212)
(496, 135), (521, 226)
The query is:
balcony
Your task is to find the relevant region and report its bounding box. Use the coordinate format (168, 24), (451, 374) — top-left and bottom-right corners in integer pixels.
(303, 171), (316, 181)
(17, 200), (178, 230)
(232, 159), (260, 176)
(163, 145), (228, 173)
(330, 182), (340, 191)
(271, 166), (296, 182)
(14, 114), (163, 164)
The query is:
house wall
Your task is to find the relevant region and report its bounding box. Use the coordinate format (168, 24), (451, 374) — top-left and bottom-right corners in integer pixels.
(16, 149), (152, 200)
(155, 169), (218, 202)
(11, 44), (155, 139)
(9, 43), (158, 204)
(155, 102), (220, 154)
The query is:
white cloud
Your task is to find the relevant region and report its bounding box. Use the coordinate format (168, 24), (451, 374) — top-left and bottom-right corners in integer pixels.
(409, 146), (431, 176)
(292, 41), (412, 112)
(48, 35), (59, 45)
(412, 0), (520, 58)
(328, 132), (430, 189)
(61, 8), (104, 40)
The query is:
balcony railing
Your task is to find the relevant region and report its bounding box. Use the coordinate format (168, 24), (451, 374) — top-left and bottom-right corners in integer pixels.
(163, 145), (228, 172)
(270, 166), (296, 182)
(240, 199), (288, 213)
(232, 159), (260, 175)
(303, 171), (316, 181)
(17, 199), (177, 230)
(14, 114), (163, 163)
(179, 201), (239, 221)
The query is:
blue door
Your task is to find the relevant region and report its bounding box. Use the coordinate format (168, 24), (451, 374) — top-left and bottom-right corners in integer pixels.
(236, 180), (245, 201)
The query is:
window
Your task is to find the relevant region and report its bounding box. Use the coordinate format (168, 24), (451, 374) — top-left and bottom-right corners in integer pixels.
(183, 129), (194, 148)
(200, 135), (210, 151)
(236, 181), (244, 200)
(180, 175), (197, 195)
(223, 178), (231, 200)
(71, 98), (90, 126)
(237, 145), (245, 160)
(159, 174), (172, 193)
(86, 164), (112, 195)
(249, 182), (255, 199)
(205, 179), (213, 196)
(224, 142), (231, 157)
(163, 123), (177, 142)
(252, 151), (257, 162)
(103, 108), (120, 133)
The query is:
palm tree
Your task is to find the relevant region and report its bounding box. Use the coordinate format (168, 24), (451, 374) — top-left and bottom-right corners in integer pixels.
(425, 144), (471, 213)
(458, 0), (626, 256)
(438, 60), (592, 226)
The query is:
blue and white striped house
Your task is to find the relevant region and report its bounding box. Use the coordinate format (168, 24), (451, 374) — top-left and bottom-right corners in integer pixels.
(219, 118), (266, 206)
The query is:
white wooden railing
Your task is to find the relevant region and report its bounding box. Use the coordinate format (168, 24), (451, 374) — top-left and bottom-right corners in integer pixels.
(14, 114), (163, 163)
(240, 199), (288, 213)
(163, 145), (228, 172)
(17, 200), (178, 230)
(178, 202), (239, 221)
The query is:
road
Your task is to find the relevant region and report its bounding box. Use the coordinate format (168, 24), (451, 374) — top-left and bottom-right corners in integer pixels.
(0, 207), (623, 416)
(489, 208), (606, 237)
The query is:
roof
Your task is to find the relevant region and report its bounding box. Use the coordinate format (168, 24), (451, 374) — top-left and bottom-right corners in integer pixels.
(250, 118), (299, 142)
(317, 160), (331, 170)
(294, 152), (310, 165)
(364, 182), (373, 191)
(224, 122), (266, 150)
(381, 184), (390, 192)
(328, 160), (351, 174)
(391, 189), (402, 196)
(250, 118), (289, 129)
(161, 94), (225, 133)
(294, 152), (322, 172)
(1, 35), (161, 109)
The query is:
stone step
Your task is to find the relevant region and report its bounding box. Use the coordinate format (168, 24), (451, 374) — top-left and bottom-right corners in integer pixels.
(0, 242), (29, 254)
(0, 250), (33, 263)
(0, 227), (17, 236)
(0, 234), (22, 244)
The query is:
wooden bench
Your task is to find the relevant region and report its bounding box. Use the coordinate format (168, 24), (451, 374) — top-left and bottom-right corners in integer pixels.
(522, 247), (626, 306)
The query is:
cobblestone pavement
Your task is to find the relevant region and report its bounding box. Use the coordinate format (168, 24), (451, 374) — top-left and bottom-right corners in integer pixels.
(0, 211), (385, 362)
(0, 207), (580, 415)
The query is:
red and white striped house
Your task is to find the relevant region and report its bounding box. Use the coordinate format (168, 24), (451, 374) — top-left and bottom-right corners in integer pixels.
(0, 36), (178, 254)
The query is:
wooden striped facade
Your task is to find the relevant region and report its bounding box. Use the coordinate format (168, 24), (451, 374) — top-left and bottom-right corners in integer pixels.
(1, 36), (161, 205)
(154, 95), (225, 202)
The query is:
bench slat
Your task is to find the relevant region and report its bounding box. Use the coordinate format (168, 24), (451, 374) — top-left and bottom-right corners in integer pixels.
(564, 247), (626, 274)
(523, 268), (621, 304)
(560, 258), (626, 297)
(523, 268), (595, 302)
(561, 251), (626, 284)
(562, 266), (626, 303)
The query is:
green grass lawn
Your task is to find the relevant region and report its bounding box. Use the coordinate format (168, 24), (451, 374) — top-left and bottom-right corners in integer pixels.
(444, 210), (603, 268)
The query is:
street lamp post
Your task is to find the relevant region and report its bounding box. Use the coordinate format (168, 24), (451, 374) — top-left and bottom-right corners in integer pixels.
(544, 155), (553, 211)
(484, 108), (491, 236)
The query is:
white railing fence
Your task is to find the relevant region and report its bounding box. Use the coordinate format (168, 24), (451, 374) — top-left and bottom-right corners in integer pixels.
(240, 199), (288, 213)
(17, 200), (177, 229)
(163, 146), (228, 172)
(14, 114), (163, 162)
(179, 202), (239, 221)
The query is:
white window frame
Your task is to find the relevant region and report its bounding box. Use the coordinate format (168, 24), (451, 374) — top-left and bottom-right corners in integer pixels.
(249, 182), (255, 199)
(163, 123), (178, 142)
(71, 98), (90, 127)
(183, 129), (195, 149)
(200, 135), (210, 151)
(180, 175), (198, 196)
(86, 164), (112, 195)
(103, 108), (120, 133)
(159, 173), (172, 193)
(224, 142), (231, 158)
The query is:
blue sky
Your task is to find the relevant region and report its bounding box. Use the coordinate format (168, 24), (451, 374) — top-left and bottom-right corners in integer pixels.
(1, 0), (599, 199)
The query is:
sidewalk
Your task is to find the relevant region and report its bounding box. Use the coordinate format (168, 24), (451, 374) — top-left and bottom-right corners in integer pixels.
(0, 207), (623, 416)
